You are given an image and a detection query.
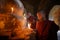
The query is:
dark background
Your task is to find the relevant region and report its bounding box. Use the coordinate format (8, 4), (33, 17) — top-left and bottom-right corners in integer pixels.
(20, 0), (60, 19)
(20, 0), (60, 40)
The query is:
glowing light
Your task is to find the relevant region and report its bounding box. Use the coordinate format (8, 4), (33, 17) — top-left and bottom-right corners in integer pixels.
(28, 23), (31, 29)
(11, 7), (14, 13)
(24, 14), (26, 20)
(24, 14), (26, 16)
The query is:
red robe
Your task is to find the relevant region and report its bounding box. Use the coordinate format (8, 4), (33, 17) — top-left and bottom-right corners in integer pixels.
(36, 20), (58, 40)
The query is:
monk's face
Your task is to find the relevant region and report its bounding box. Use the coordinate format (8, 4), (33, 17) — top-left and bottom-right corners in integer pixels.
(37, 12), (43, 20)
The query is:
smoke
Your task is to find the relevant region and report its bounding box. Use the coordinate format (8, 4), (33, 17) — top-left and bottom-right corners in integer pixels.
(14, 0), (27, 28)
(15, 0), (24, 10)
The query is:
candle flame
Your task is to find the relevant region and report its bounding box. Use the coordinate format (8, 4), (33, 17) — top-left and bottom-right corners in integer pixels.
(28, 23), (31, 29)
(24, 14), (26, 19)
(11, 7), (13, 12)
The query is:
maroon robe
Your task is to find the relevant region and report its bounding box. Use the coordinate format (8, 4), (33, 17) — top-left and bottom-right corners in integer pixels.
(36, 20), (59, 40)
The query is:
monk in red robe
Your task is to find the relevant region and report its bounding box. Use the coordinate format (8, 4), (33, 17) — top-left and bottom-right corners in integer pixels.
(36, 11), (59, 40)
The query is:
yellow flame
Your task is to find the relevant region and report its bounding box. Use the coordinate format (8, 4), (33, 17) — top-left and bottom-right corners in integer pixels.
(11, 7), (13, 12)
(24, 14), (26, 20)
(28, 23), (31, 29)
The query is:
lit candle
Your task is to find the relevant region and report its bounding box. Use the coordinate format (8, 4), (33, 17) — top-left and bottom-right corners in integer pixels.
(11, 7), (13, 13)
(28, 23), (31, 29)
(24, 14), (27, 20)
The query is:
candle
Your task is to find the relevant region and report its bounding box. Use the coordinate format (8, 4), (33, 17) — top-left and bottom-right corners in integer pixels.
(24, 14), (26, 20)
(28, 23), (31, 29)
(11, 7), (13, 13)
